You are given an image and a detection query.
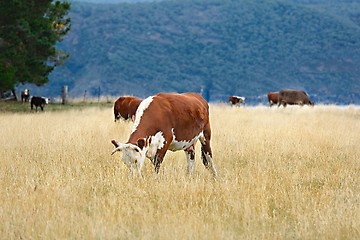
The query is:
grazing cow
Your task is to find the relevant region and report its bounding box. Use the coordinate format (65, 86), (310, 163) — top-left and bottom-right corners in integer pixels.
(30, 96), (48, 111)
(111, 92), (218, 177)
(21, 89), (30, 102)
(113, 96), (142, 122)
(278, 89), (314, 107)
(267, 92), (279, 107)
(229, 96), (246, 107)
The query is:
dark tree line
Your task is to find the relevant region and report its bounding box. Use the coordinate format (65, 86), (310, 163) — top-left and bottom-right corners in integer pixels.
(0, 0), (71, 99)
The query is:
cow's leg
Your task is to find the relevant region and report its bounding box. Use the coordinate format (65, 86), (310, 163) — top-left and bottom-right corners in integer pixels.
(184, 144), (195, 175)
(153, 131), (173, 173)
(153, 150), (166, 174)
(278, 101), (286, 108)
(40, 105), (44, 111)
(152, 135), (171, 174)
(200, 124), (217, 177)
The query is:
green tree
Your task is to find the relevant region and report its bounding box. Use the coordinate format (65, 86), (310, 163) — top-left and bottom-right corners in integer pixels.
(0, 0), (71, 98)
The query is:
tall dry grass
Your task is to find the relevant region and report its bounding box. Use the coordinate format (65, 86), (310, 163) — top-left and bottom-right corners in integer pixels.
(0, 105), (359, 239)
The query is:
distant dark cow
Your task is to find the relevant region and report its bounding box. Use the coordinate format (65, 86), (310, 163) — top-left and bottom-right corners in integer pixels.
(229, 96), (246, 107)
(30, 96), (48, 111)
(278, 89), (314, 107)
(111, 92), (217, 177)
(267, 92), (279, 107)
(21, 89), (30, 102)
(113, 96), (142, 122)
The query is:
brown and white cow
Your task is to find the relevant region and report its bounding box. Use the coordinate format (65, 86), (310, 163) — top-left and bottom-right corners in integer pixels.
(111, 92), (218, 177)
(21, 89), (30, 102)
(229, 96), (246, 107)
(278, 89), (314, 107)
(113, 96), (142, 122)
(267, 92), (279, 107)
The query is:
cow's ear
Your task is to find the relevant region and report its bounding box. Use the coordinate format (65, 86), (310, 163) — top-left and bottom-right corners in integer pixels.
(137, 138), (146, 149)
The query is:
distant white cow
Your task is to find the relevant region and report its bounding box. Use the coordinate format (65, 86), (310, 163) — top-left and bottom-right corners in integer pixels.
(229, 96), (246, 107)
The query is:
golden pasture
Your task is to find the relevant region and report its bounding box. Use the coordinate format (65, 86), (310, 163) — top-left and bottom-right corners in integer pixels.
(0, 104), (359, 239)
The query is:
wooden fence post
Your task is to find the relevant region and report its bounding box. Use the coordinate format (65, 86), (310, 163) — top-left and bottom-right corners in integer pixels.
(62, 85), (68, 105)
(83, 90), (87, 102)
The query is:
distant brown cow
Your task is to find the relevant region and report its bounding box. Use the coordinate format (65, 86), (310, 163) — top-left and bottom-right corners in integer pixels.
(267, 92), (279, 107)
(113, 96), (142, 122)
(229, 96), (246, 107)
(278, 89), (314, 107)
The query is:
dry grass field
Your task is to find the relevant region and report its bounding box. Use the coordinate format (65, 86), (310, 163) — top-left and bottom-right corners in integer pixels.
(1, 104), (359, 239)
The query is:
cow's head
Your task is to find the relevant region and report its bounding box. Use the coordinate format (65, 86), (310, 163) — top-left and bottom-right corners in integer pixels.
(111, 140), (147, 175)
(111, 132), (166, 175)
(114, 111), (121, 122)
(114, 110), (132, 122)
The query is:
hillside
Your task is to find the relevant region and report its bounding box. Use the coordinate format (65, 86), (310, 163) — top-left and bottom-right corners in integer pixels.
(25, 0), (360, 104)
(72, 0), (164, 3)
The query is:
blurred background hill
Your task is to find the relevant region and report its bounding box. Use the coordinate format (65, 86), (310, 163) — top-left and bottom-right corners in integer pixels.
(21, 0), (360, 105)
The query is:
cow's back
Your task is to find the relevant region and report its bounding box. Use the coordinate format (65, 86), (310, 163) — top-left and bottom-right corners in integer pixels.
(131, 92), (209, 142)
(157, 92), (209, 126)
(114, 96), (141, 121)
(281, 90), (303, 98)
(31, 96), (45, 105)
(128, 97), (142, 116)
(279, 90), (311, 104)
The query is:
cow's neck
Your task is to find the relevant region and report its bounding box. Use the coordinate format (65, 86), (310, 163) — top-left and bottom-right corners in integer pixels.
(127, 127), (158, 145)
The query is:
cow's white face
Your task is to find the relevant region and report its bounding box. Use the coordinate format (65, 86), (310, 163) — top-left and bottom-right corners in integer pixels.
(111, 132), (166, 175)
(111, 142), (147, 175)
